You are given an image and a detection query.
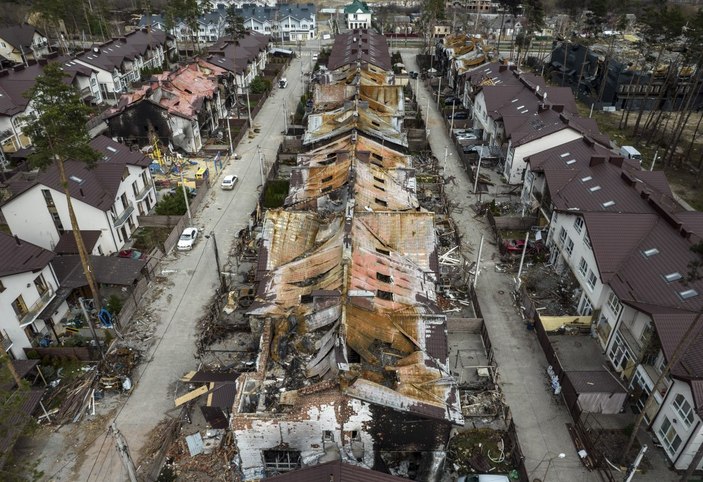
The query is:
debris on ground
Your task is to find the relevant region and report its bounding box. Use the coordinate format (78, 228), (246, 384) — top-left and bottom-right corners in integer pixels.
(447, 429), (520, 478)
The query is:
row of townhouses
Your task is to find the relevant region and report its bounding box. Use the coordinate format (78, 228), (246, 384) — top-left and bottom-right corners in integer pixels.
(140, 3), (317, 43)
(454, 58), (703, 471)
(0, 26), (276, 362)
(228, 29), (462, 481)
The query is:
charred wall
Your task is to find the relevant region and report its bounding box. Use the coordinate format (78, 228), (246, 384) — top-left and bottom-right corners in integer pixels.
(107, 101), (172, 148)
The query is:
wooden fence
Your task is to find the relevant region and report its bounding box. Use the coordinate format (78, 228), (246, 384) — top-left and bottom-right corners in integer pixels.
(25, 346), (98, 362)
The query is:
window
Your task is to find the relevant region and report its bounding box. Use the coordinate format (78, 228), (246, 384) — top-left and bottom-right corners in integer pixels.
(323, 430), (334, 441)
(558, 227), (567, 245)
(608, 333), (631, 370)
(565, 237), (574, 256)
(374, 198), (388, 207)
(34, 274), (48, 295)
(630, 370), (651, 417)
(584, 235), (592, 250)
(607, 292), (622, 317)
(673, 394), (694, 429)
(578, 258), (588, 277)
(587, 270), (597, 290)
(42, 189), (55, 207)
(321, 175), (333, 183)
(658, 417), (682, 455)
(574, 216), (584, 233)
(376, 247), (390, 256)
(120, 192), (129, 210)
(578, 296), (593, 316)
(11, 295), (28, 320)
(376, 272), (392, 283)
(376, 289), (393, 301)
(132, 180), (139, 196)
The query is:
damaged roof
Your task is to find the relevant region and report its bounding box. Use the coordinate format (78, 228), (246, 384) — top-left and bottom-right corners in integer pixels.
(246, 139), (460, 424)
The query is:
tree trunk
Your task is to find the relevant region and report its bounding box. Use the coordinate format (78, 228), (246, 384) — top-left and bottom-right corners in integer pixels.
(622, 312), (703, 463)
(684, 112), (703, 164)
(634, 47), (665, 136)
(663, 65), (703, 167)
(55, 157), (102, 311)
(681, 438), (703, 481)
(643, 58), (682, 139)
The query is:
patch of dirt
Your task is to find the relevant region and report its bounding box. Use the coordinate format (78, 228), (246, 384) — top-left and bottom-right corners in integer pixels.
(593, 429), (651, 472)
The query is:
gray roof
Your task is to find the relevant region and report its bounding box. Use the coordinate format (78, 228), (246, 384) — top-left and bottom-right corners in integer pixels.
(0, 232), (54, 277)
(52, 254), (146, 287)
(566, 370), (627, 394)
(328, 29), (391, 72)
(6, 136), (151, 212)
(0, 24), (42, 50)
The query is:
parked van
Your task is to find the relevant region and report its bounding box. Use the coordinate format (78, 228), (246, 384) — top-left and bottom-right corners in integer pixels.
(619, 145), (642, 162)
(279, 77), (288, 88)
(195, 166), (209, 180)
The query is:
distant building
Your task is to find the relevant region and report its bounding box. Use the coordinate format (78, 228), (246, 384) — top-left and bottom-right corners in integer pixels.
(344, 0), (371, 30)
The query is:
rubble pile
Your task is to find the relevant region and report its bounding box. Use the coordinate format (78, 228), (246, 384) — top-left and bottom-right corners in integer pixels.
(460, 390), (504, 418)
(446, 429), (518, 477)
(43, 369), (99, 424)
(164, 430), (237, 481)
(98, 347), (141, 390)
(121, 312), (158, 353)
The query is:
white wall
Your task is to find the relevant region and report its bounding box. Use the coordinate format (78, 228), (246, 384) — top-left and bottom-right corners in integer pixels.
(234, 395), (374, 480)
(0, 264), (68, 359)
(548, 211), (605, 313)
(652, 381), (703, 470)
(504, 129), (583, 184)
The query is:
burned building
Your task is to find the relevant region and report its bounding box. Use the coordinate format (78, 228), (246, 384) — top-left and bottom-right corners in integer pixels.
(229, 29), (462, 481)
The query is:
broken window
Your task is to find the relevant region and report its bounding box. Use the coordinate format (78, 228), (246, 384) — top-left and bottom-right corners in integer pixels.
(373, 176), (385, 184)
(371, 152), (383, 161)
(374, 198), (388, 207)
(263, 450), (301, 474)
(376, 247), (390, 256)
(351, 430), (360, 440)
(377, 289), (393, 301)
(323, 430), (334, 441)
(321, 175), (333, 183)
(347, 347), (361, 363)
(376, 272), (392, 283)
(300, 294), (313, 304)
(375, 185), (386, 192)
(321, 186), (333, 194)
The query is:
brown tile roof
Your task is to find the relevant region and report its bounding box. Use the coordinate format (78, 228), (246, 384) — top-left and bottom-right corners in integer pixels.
(266, 460), (408, 481)
(328, 29), (392, 72)
(74, 28), (168, 73)
(53, 230), (102, 255)
(5, 135), (150, 211)
(205, 32), (270, 75)
(0, 232), (54, 277)
(0, 62), (46, 116)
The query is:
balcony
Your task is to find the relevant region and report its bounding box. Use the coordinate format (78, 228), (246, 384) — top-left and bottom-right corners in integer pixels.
(618, 321), (653, 360)
(134, 181), (154, 202)
(112, 200), (134, 227)
(18, 287), (56, 328)
(0, 329), (12, 352)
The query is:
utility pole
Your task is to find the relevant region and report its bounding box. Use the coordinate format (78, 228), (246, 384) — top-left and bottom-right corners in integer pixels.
(437, 76), (442, 105)
(110, 422), (138, 482)
(283, 98), (288, 134)
(79, 297), (104, 360)
(450, 101), (456, 133)
(257, 145), (265, 185)
(179, 169), (192, 225)
(443, 145), (449, 170)
(624, 445), (647, 482)
(473, 147), (483, 194)
(473, 234), (484, 289)
(227, 117), (233, 157)
(208, 231), (225, 290)
(245, 87), (253, 128)
(515, 231), (530, 289)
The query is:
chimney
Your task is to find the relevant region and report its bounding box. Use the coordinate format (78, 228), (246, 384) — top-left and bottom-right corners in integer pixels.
(538, 104), (549, 112)
(14, 235), (21, 246)
(610, 156), (625, 168)
(13, 64), (25, 72)
(589, 155), (605, 167)
(79, 188), (85, 197)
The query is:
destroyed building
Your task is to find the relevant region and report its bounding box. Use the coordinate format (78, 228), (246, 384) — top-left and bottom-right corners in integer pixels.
(229, 30), (463, 481)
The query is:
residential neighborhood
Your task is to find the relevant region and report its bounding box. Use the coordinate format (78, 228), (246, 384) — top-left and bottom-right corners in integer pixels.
(1, 1), (703, 482)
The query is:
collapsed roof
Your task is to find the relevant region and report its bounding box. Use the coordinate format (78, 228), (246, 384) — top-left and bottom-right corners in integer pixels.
(244, 135), (461, 425)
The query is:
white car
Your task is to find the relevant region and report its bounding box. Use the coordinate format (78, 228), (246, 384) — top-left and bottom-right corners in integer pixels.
(221, 174), (238, 190)
(177, 227), (199, 251)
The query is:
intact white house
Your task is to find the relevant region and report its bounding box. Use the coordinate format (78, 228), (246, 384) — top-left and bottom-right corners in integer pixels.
(0, 233), (69, 360)
(0, 24), (51, 64)
(1, 136), (155, 255)
(344, 0), (371, 30)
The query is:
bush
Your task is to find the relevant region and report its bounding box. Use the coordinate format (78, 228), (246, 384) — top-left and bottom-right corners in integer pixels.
(249, 76), (271, 95)
(155, 190), (188, 215)
(106, 295), (124, 315)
